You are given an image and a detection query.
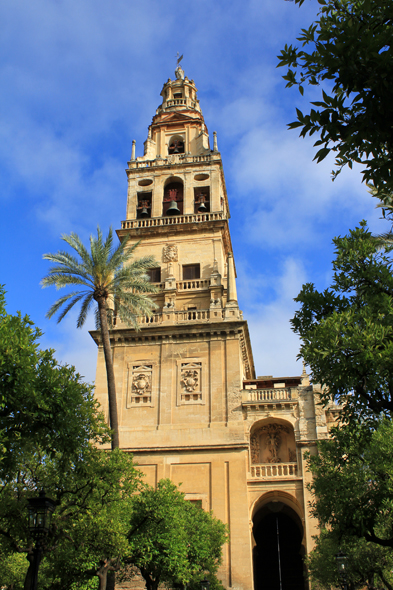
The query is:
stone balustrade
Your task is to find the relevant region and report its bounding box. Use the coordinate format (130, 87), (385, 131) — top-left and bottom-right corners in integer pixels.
(165, 98), (196, 108)
(242, 388), (293, 403)
(138, 309), (222, 326)
(121, 211), (225, 230)
(138, 314), (163, 325)
(175, 309), (211, 322)
(177, 279), (210, 291)
(249, 463), (298, 479)
(128, 154), (214, 169)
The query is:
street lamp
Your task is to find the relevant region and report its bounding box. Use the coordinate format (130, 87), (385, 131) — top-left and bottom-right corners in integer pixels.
(27, 489), (56, 590)
(336, 549), (348, 590)
(200, 577), (210, 590)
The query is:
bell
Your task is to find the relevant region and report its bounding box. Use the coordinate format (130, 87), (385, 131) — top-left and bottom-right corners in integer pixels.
(166, 200), (181, 215)
(197, 201), (207, 212)
(140, 207), (149, 218)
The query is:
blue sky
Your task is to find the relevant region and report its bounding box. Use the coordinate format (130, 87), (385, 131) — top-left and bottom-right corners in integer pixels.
(0, 0), (384, 383)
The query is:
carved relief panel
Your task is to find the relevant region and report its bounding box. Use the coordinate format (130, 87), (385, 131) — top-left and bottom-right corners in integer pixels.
(127, 363), (154, 407)
(250, 423), (297, 464)
(163, 244), (178, 262)
(177, 360), (203, 404)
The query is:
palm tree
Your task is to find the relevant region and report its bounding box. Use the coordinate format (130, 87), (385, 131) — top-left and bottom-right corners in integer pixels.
(41, 226), (158, 450)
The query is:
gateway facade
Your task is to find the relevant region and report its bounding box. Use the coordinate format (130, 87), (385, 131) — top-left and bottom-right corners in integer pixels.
(91, 67), (335, 590)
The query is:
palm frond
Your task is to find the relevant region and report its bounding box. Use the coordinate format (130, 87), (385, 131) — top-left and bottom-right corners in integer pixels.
(117, 292), (158, 322)
(102, 226), (115, 266)
(41, 273), (92, 289)
(94, 306), (101, 330)
(56, 293), (88, 324)
(107, 235), (139, 270)
(43, 249), (85, 269)
(90, 226), (107, 268)
(76, 292), (94, 328)
(42, 250), (94, 284)
(62, 232), (94, 268)
(111, 256), (158, 285)
(43, 226), (158, 332)
(45, 291), (87, 321)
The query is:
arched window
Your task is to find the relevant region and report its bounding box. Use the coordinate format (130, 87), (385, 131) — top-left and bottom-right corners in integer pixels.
(168, 135), (185, 155)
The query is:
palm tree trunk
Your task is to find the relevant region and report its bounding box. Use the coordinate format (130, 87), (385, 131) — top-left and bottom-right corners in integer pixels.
(97, 298), (119, 450)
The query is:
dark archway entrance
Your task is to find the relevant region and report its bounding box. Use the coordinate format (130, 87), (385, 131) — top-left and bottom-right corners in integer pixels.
(253, 502), (305, 590)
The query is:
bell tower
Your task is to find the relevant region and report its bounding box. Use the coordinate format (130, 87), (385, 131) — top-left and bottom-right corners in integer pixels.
(92, 67), (332, 590)
(120, 66), (247, 328)
(93, 66), (255, 589)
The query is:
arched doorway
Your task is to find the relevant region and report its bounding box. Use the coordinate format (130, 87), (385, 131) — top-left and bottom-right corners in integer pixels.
(253, 501), (305, 590)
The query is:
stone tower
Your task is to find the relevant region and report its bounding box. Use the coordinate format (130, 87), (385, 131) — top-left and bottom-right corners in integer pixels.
(91, 68), (337, 590)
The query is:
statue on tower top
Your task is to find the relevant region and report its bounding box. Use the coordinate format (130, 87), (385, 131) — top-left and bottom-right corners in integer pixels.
(175, 52), (185, 80)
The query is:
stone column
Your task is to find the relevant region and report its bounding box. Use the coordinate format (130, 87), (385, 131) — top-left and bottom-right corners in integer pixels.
(227, 253), (238, 303)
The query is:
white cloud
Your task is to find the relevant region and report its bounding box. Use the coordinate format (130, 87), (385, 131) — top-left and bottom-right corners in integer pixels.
(229, 124), (381, 248)
(239, 257), (306, 377)
(40, 310), (98, 385)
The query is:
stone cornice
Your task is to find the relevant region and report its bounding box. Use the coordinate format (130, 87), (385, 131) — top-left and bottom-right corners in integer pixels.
(90, 319), (253, 346)
(119, 442), (249, 454)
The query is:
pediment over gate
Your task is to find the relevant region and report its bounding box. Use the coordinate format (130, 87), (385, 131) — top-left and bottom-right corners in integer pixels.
(153, 111), (202, 126)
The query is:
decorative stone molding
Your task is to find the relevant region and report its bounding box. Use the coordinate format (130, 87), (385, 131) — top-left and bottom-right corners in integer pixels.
(250, 433), (260, 464)
(178, 361), (203, 404)
(181, 368), (199, 392)
(228, 387), (242, 419)
(127, 364), (153, 406)
(163, 244), (178, 262)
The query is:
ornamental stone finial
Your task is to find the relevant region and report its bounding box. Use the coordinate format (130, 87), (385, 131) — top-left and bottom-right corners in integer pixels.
(131, 140), (136, 161)
(213, 131), (218, 152)
(227, 252), (238, 303)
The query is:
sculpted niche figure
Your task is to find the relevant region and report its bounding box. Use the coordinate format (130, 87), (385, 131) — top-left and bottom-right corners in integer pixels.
(250, 423), (292, 464)
(265, 430), (281, 463)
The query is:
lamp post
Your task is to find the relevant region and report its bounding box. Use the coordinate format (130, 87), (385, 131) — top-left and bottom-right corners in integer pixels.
(200, 577), (210, 590)
(27, 489), (56, 590)
(336, 549), (348, 590)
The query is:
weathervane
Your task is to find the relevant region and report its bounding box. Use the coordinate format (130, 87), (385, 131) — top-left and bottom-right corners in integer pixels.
(176, 52), (183, 66)
(175, 52), (185, 80)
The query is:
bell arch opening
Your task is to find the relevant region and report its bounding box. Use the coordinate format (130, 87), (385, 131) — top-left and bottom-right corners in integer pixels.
(168, 134), (185, 154)
(252, 499), (306, 590)
(163, 177), (184, 216)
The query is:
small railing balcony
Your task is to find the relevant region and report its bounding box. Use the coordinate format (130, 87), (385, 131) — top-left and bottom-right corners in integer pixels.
(177, 279), (210, 291)
(137, 309), (223, 326)
(242, 388), (295, 403)
(120, 211), (225, 230)
(176, 309), (212, 322)
(249, 463), (298, 479)
(165, 98), (196, 108)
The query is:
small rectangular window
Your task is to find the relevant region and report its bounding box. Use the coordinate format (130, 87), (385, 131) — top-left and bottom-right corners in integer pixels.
(146, 268), (161, 283)
(188, 499), (203, 509)
(183, 264), (200, 280)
